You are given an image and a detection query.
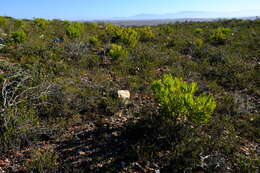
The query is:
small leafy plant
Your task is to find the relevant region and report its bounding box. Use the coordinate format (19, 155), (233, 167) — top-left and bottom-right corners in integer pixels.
(33, 18), (50, 29)
(209, 27), (232, 44)
(65, 22), (84, 39)
(0, 16), (7, 26)
(194, 28), (204, 34)
(108, 44), (128, 61)
(11, 30), (27, 44)
(27, 147), (58, 172)
(152, 74), (216, 125)
(89, 36), (101, 46)
(107, 24), (139, 48)
(137, 26), (155, 42)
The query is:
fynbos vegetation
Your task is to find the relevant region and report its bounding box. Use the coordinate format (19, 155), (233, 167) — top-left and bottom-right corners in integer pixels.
(0, 16), (259, 172)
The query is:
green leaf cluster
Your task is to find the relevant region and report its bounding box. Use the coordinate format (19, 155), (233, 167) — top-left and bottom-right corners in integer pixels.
(106, 24), (139, 48)
(11, 30), (27, 44)
(209, 27), (232, 44)
(136, 26), (155, 42)
(0, 16), (7, 25)
(152, 74), (216, 125)
(89, 36), (101, 46)
(65, 22), (84, 39)
(108, 44), (128, 61)
(33, 18), (50, 29)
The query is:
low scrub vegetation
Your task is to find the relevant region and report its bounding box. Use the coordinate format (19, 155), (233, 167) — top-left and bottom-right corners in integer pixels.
(0, 16), (259, 172)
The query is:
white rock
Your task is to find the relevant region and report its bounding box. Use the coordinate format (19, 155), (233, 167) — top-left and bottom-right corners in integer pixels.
(0, 44), (5, 49)
(117, 90), (130, 100)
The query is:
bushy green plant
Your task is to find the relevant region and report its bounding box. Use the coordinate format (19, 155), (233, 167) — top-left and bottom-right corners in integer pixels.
(0, 107), (38, 147)
(0, 16), (7, 25)
(194, 28), (204, 34)
(65, 22), (84, 39)
(209, 27), (232, 44)
(152, 74), (216, 125)
(14, 19), (24, 29)
(27, 147), (58, 172)
(106, 24), (139, 47)
(137, 26), (155, 42)
(33, 18), (50, 29)
(108, 44), (128, 61)
(11, 30), (27, 44)
(89, 36), (101, 46)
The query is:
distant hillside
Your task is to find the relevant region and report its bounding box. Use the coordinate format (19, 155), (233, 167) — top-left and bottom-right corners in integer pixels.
(112, 10), (260, 20)
(96, 16), (259, 26)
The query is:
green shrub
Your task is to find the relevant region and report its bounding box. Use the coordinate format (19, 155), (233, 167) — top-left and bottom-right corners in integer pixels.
(106, 24), (139, 47)
(11, 30), (27, 44)
(14, 19), (24, 29)
(137, 26), (155, 42)
(0, 16), (7, 25)
(65, 22), (84, 39)
(33, 18), (50, 29)
(0, 107), (38, 151)
(209, 27), (232, 44)
(152, 74), (216, 125)
(108, 44), (128, 61)
(194, 28), (204, 34)
(27, 147), (58, 172)
(89, 36), (101, 46)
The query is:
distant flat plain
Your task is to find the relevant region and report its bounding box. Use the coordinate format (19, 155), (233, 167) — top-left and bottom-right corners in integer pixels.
(93, 16), (259, 26)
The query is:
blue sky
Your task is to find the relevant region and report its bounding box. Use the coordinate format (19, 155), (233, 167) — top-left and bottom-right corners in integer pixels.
(1, 0), (260, 20)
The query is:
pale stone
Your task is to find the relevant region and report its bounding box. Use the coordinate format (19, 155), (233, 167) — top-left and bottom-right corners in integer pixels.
(117, 90), (130, 100)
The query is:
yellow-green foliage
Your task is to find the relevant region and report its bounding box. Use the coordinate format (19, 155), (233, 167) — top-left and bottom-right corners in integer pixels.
(106, 24), (139, 47)
(194, 38), (204, 48)
(108, 44), (128, 61)
(14, 19), (24, 29)
(11, 30), (27, 44)
(195, 28), (204, 34)
(65, 22), (84, 39)
(89, 36), (101, 46)
(137, 26), (155, 41)
(33, 18), (50, 29)
(152, 74), (216, 125)
(0, 16), (7, 25)
(209, 27), (232, 44)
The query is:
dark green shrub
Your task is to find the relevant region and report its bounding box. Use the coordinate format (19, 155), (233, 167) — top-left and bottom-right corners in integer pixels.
(11, 30), (27, 44)
(209, 27), (232, 44)
(152, 74), (216, 125)
(65, 22), (84, 39)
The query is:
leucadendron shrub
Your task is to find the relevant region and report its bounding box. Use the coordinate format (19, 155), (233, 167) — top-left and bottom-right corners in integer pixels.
(33, 18), (50, 29)
(106, 24), (139, 48)
(152, 74), (216, 126)
(65, 22), (84, 39)
(11, 30), (27, 44)
(136, 26), (155, 42)
(209, 27), (232, 45)
(108, 44), (128, 61)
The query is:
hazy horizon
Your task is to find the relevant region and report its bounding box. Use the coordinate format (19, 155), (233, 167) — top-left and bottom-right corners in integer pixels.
(1, 0), (260, 20)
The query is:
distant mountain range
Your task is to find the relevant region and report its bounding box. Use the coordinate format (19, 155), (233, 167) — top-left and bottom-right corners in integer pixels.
(113, 10), (260, 20)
